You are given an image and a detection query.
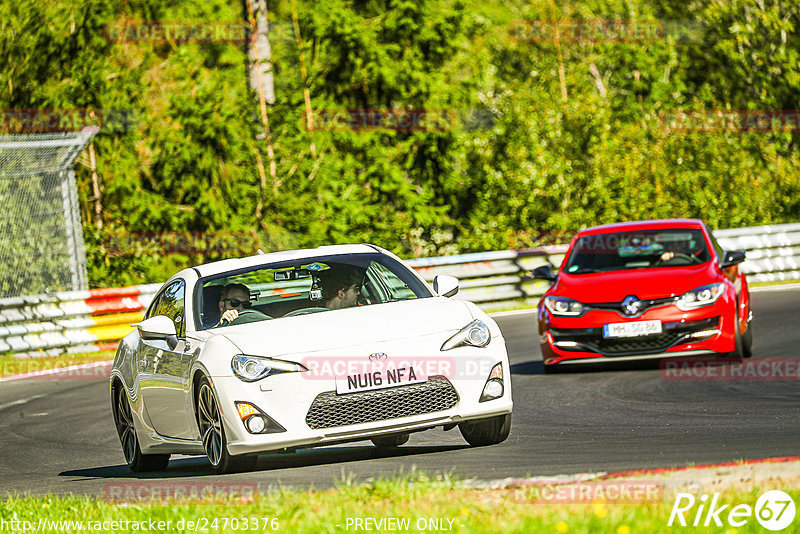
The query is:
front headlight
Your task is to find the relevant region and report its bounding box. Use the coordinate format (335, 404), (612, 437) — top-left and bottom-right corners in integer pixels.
(231, 355), (306, 382)
(676, 283), (725, 311)
(441, 319), (492, 351)
(544, 296), (584, 316)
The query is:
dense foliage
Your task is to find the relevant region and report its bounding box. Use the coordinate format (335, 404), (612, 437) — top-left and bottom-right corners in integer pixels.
(1, 0), (798, 286)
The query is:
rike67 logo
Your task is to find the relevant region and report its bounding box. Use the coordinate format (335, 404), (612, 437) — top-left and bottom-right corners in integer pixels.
(668, 490), (796, 531)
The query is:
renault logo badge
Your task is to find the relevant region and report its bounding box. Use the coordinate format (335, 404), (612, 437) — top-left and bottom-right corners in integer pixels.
(621, 296), (641, 316)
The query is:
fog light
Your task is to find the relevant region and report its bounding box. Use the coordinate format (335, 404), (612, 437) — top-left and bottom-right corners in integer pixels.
(480, 362), (505, 403)
(690, 329), (720, 338)
(482, 379), (503, 400)
(554, 340), (579, 347)
(234, 401), (287, 434)
(246, 415), (266, 433)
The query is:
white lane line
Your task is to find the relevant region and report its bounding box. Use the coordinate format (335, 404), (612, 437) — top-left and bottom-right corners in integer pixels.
(751, 282), (800, 293)
(0, 360), (113, 382)
(490, 308), (537, 318)
(0, 394), (46, 411)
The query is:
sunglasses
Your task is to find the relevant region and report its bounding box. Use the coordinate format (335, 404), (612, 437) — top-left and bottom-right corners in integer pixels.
(222, 298), (251, 309)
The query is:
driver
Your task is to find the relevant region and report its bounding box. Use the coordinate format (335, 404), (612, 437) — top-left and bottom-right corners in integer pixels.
(319, 266), (365, 310)
(216, 283), (251, 326)
(659, 251), (675, 262)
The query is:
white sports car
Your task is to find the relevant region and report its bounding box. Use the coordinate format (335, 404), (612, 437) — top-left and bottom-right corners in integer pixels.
(110, 244), (513, 473)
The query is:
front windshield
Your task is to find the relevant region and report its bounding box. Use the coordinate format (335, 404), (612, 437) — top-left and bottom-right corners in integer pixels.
(563, 228), (711, 274)
(195, 253), (430, 330)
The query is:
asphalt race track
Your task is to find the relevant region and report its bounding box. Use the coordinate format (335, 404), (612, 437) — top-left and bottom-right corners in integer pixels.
(1, 287), (799, 497)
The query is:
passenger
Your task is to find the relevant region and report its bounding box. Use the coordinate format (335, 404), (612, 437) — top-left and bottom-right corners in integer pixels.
(319, 266), (364, 310)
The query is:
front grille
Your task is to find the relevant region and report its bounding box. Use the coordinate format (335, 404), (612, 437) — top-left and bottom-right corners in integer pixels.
(305, 376), (458, 429)
(586, 331), (685, 354)
(585, 297), (677, 316)
(551, 317), (719, 356)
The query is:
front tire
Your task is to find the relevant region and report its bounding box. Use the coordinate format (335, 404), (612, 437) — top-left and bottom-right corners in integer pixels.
(459, 413), (512, 447)
(727, 323), (744, 359)
(742, 323), (753, 358)
(196, 377), (258, 474)
(113, 385), (170, 472)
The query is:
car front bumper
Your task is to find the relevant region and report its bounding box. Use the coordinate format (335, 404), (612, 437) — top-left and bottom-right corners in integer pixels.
(209, 339), (513, 456)
(540, 300), (737, 365)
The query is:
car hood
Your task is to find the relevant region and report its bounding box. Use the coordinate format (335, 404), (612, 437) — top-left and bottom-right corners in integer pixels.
(554, 262), (718, 302)
(215, 297), (474, 357)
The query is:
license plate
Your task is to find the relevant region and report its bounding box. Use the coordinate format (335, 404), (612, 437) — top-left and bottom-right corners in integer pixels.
(603, 320), (662, 338)
(335, 366), (424, 395)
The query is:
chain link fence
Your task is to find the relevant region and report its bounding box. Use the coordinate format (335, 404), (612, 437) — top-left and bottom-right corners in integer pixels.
(0, 128), (97, 298)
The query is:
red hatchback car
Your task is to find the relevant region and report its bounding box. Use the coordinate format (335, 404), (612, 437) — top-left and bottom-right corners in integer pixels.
(534, 219), (753, 371)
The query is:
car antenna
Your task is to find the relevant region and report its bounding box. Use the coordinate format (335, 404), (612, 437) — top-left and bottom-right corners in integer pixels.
(257, 249), (266, 255)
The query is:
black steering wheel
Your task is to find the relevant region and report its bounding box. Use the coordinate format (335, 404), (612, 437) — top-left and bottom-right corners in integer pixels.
(656, 252), (696, 265)
(226, 308), (272, 326)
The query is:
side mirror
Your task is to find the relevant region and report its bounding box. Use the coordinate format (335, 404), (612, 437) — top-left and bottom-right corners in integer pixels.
(433, 275), (459, 298)
(531, 264), (557, 282)
(133, 315), (178, 350)
(721, 250), (746, 268)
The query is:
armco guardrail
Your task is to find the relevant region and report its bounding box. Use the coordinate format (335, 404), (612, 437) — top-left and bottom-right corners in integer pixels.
(714, 223), (800, 283)
(1, 223), (798, 358)
(407, 245), (567, 309)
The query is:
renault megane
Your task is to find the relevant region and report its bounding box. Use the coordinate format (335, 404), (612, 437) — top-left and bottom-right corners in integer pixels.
(532, 219), (752, 371)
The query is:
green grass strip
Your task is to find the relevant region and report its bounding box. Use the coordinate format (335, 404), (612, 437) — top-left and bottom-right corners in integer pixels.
(2, 472), (797, 533)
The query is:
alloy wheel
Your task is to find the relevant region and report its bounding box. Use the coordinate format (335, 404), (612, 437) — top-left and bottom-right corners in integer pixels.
(198, 383), (223, 466)
(115, 387), (137, 464)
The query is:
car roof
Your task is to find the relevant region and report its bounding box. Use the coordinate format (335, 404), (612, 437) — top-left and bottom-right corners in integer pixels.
(191, 243), (382, 278)
(575, 219), (706, 237)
